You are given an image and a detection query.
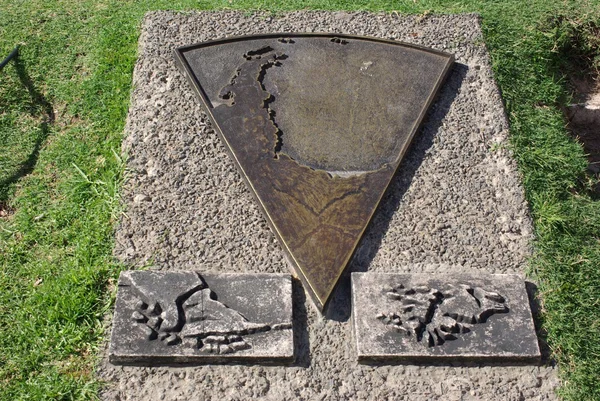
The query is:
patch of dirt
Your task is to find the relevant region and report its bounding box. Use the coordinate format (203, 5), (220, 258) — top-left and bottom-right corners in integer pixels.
(0, 201), (14, 219)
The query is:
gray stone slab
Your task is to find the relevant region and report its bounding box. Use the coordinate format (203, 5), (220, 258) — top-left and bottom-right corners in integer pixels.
(352, 273), (540, 363)
(109, 271), (294, 364)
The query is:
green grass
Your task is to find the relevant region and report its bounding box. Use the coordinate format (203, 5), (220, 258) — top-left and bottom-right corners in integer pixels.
(0, 1), (599, 400)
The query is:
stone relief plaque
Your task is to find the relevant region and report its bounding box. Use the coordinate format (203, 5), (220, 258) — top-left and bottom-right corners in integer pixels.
(109, 271), (294, 364)
(351, 273), (540, 362)
(174, 34), (454, 312)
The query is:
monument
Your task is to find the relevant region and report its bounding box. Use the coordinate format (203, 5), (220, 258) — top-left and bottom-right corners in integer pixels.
(103, 17), (549, 396)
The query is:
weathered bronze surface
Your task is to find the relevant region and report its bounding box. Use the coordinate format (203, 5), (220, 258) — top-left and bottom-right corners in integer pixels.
(174, 34), (453, 312)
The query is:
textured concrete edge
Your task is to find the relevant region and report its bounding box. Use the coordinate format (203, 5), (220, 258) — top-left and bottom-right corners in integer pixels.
(108, 352), (297, 366)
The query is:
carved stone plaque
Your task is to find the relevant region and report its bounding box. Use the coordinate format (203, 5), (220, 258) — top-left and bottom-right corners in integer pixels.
(109, 271), (293, 364)
(351, 273), (540, 362)
(174, 34), (454, 312)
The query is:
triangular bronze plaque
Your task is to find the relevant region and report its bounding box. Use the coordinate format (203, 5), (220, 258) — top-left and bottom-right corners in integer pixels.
(175, 34), (453, 312)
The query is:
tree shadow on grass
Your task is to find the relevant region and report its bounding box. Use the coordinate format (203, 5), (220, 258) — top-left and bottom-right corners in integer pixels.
(0, 53), (54, 210)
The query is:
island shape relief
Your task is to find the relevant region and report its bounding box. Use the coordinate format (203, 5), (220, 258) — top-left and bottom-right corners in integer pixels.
(377, 283), (509, 347)
(174, 34), (454, 312)
(109, 271), (294, 364)
(352, 272), (541, 362)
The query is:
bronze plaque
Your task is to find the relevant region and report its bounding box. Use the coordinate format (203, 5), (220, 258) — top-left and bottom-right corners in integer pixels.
(174, 34), (453, 312)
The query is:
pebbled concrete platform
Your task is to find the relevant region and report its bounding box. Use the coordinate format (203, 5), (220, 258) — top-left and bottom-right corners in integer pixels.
(98, 11), (558, 401)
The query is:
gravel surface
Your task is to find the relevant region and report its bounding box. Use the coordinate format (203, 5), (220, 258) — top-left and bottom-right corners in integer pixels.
(98, 11), (558, 400)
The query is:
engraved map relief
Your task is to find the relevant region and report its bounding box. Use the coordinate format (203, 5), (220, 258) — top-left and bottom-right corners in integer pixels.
(177, 36), (454, 310)
(122, 272), (292, 355)
(376, 283), (509, 347)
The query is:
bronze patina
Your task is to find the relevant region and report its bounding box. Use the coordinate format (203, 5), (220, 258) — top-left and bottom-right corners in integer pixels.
(174, 34), (453, 312)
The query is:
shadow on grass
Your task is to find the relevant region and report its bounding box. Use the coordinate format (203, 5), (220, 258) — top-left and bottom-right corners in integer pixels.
(525, 281), (555, 365)
(0, 54), (54, 206)
(541, 13), (600, 198)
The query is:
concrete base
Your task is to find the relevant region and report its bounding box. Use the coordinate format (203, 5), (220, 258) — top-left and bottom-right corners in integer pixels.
(98, 11), (558, 401)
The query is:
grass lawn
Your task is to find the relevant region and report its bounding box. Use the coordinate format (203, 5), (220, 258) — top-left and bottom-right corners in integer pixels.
(0, 1), (599, 400)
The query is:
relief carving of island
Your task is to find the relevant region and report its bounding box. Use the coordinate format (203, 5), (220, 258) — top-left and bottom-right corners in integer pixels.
(351, 272), (541, 362)
(377, 283), (508, 347)
(109, 271), (294, 364)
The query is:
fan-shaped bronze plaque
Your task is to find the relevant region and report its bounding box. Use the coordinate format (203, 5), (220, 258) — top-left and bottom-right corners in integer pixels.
(174, 34), (453, 312)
